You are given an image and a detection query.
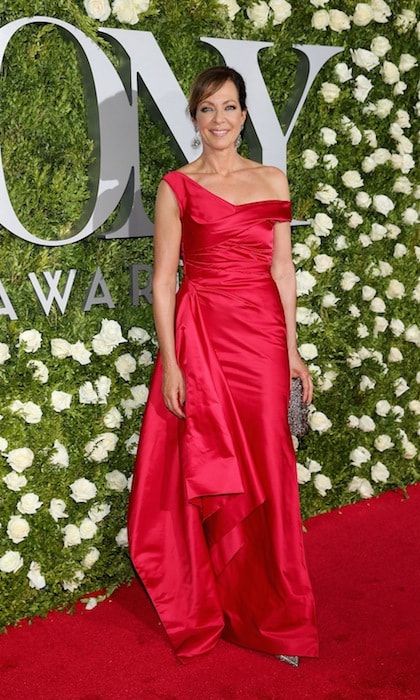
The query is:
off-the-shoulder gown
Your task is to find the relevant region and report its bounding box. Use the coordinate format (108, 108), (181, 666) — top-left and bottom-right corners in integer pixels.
(127, 169), (319, 662)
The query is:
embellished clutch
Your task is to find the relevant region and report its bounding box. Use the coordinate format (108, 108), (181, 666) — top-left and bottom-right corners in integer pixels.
(288, 377), (309, 437)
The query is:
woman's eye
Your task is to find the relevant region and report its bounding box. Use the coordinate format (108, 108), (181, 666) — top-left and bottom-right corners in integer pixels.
(226, 105), (236, 110)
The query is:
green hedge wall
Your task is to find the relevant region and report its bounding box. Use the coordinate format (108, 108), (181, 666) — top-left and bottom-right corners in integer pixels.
(0, 0), (418, 629)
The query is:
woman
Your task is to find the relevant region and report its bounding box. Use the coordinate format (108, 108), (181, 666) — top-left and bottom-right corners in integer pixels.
(127, 65), (320, 667)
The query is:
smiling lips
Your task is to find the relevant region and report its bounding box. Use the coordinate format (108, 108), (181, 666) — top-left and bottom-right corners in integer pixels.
(210, 129), (229, 136)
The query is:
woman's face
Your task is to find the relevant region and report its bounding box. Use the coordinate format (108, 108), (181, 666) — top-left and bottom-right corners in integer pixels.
(194, 79), (246, 150)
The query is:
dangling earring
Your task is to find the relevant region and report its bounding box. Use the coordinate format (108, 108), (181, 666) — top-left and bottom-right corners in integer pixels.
(191, 126), (201, 149)
(235, 126), (244, 149)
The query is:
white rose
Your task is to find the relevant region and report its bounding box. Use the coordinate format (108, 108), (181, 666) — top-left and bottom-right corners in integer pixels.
(320, 127), (337, 145)
(393, 176), (412, 194)
(374, 99), (393, 119)
(112, 0), (140, 24)
(7, 515), (30, 544)
(0, 550), (24, 573)
(217, 0), (241, 20)
(408, 400), (420, 415)
(358, 415), (376, 432)
(370, 223), (387, 241)
(138, 350), (153, 366)
(297, 463), (311, 483)
(353, 3), (373, 26)
(388, 347), (403, 363)
(88, 502), (111, 523)
(7, 447), (34, 472)
(371, 0), (391, 23)
(115, 353), (137, 381)
(302, 149), (319, 169)
(399, 54), (417, 73)
(353, 75), (373, 102)
(105, 470), (128, 491)
(342, 170), (363, 188)
(390, 318), (405, 336)
(350, 446), (371, 466)
(354, 192), (370, 209)
(323, 154), (338, 170)
(335, 62), (352, 82)
(374, 434), (394, 451)
(402, 440), (417, 459)
(341, 271), (360, 290)
(328, 9), (350, 32)
(314, 254), (334, 273)
(308, 411), (332, 433)
(315, 183), (338, 204)
(363, 129), (377, 147)
(370, 35), (391, 56)
(2, 471), (27, 492)
(84, 0), (111, 21)
(402, 207), (418, 225)
(313, 213), (333, 236)
(62, 524), (82, 547)
(372, 148), (391, 165)
(13, 401), (43, 424)
(115, 527), (128, 547)
(62, 569), (85, 591)
(298, 343), (318, 361)
(394, 9), (416, 33)
(362, 285), (376, 300)
(103, 407), (123, 429)
(79, 518), (98, 540)
(350, 48), (379, 71)
(79, 381), (99, 404)
(51, 390), (72, 412)
(269, 0), (291, 25)
(70, 341), (92, 365)
(246, 0), (270, 28)
(320, 82), (340, 103)
(393, 81), (407, 96)
(347, 211), (363, 228)
(372, 194), (394, 216)
(17, 492), (43, 514)
(129, 384), (149, 405)
(82, 547), (100, 569)
(125, 433), (139, 455)
(370, 297), (385, 313)
(70, 478), (97, 503)
(311, 9), (329, 30)
(404, 325), (420, 346)
(127, 327), (151, 343)
(92, 319), (126, 355)
(348, 476), (374, 498)
(385, 279), (405, 300)
(0, 343), (11, 364)
(49, 440), (69, 468)
(27, 359), (49, 384)
(381, 61), (400, 84)
(51, 338), (72, 358)
(49, 498), (69, 521)
(296, 270), (317, 296)
(27, 561), (46, 589)
(321, 293), (339, 308)
(314, 473), (332, 496)
(371, 461), (390, 482)
(95, 376), (112, 403)
(18, 329), (42, 353)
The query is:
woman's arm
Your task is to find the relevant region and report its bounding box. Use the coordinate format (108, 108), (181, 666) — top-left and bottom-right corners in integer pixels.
(269, 168), (313, 403)
(151, 179), (186, 417)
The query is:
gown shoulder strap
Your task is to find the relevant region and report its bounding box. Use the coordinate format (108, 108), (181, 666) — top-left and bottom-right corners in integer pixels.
(161, 170), (187, 218)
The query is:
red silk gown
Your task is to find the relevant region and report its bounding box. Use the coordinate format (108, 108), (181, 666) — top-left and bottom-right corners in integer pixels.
(127, 170), (319, 662)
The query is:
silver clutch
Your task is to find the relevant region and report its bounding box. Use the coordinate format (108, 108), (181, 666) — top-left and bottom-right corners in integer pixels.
(288, 377), (309, 437)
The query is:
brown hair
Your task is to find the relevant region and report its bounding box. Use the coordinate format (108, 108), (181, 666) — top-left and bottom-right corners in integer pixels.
(187, 66), (247, 121)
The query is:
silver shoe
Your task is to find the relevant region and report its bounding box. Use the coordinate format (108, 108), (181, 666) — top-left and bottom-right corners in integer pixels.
(276, 654), (299, 667)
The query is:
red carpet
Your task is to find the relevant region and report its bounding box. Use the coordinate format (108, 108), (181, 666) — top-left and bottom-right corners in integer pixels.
(1, 484), (419, 699)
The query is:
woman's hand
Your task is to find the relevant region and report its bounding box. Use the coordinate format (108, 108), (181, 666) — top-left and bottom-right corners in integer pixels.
(162, 364), (186, 418)
(288, 348), (313, 405)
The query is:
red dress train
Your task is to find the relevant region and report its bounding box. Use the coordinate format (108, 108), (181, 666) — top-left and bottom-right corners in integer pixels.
(127, 170), (320, 662)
